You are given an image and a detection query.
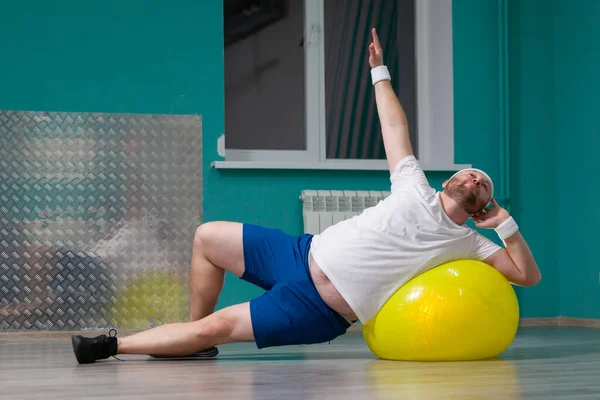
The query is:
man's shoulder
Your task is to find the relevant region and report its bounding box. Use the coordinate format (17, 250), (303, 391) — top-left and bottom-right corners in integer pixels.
(390, 182), (438, 200)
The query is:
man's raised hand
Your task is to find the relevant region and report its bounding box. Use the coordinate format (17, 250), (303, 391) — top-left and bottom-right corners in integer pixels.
(369, 28), (384, 68)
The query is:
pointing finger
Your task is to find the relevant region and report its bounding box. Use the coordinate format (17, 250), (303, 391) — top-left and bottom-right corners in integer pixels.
(372, 28), (380, 47)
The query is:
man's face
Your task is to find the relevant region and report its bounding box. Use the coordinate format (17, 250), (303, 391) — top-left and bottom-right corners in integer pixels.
(443, 171), (492, 214)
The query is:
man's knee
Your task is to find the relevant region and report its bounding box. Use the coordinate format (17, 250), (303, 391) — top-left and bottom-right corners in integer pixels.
(191, 222), (245, 276)
(196, 314), (233, 341)
(196, 304), (254, 343)
(193, 222), (217, 250)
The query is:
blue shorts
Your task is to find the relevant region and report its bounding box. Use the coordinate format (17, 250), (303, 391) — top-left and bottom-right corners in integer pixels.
(241, 224), (351, 349)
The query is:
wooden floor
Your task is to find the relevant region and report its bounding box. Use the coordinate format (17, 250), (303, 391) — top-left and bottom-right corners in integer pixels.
(2, 327), (600, 399)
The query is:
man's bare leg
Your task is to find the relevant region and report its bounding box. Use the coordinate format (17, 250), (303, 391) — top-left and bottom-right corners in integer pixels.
(118, 303), (253, 356)
(187, 222), (245, 321)
(142, 221), (246, 358)
(71, 303), (254, 364)
(71, 222), (253, 364)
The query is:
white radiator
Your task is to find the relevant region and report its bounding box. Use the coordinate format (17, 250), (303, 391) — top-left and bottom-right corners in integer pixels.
(300, 190), (391, 234)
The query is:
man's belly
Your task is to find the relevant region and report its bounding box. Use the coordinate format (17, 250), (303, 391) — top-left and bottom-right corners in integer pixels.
(308, 254), (358, 321)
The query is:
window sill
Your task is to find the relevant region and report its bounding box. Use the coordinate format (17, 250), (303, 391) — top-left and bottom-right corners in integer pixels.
(210, 160), (471, 171)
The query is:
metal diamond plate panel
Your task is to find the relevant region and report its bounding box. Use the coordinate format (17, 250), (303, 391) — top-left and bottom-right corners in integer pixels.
(0, 110), (203, 331)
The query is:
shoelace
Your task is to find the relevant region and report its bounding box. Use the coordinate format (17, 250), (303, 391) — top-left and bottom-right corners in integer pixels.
(109, 328), (125, 362)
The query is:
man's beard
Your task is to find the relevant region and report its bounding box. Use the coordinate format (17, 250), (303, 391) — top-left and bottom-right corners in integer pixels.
(445, 181), (483, 214)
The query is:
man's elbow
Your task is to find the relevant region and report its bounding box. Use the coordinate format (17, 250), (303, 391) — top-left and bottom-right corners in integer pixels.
(518, 271), (542, 287)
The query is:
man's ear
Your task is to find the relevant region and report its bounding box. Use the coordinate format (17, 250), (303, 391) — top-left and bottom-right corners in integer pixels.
(442, 179), (449, 189)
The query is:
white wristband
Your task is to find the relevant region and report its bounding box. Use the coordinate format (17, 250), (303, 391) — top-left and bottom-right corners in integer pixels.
(371, 65), (391, 85)
(495, 216), (519, 240)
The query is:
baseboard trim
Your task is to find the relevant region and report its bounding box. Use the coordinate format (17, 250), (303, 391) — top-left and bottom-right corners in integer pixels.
(347, 317), (600, 332)
(520, 317), (600, 328)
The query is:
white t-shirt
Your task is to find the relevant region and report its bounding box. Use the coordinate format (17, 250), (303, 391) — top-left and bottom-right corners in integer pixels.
(309, 155), (502, 323)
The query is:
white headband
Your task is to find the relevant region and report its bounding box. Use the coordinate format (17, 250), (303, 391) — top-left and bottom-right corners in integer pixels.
(448, 168), (494, 201)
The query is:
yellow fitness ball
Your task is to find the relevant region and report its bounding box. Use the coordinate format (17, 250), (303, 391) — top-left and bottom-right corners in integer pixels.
(109, 270), (189, 330)
(362, 259), (519, 361)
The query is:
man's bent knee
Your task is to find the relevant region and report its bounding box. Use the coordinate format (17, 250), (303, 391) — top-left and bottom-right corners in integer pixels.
(191, 222), (245, 277)
(193, 222), (218, 250)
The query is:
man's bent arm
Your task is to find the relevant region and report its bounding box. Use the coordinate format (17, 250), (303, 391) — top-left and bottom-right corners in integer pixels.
(504, 232), (542, 285)
(486, 233), (541, 286)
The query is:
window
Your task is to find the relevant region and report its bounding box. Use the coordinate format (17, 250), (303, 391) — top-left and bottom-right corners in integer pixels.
(322, 0), (417, 161)
(223, 0), (309, 162)
(216, 0), (464, 171)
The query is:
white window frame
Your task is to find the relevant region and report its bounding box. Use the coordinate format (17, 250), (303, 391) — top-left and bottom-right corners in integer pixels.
(213, 0), (469, 171)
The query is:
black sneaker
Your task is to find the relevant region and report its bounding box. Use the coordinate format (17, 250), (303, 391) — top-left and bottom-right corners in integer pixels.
(149, 346), (219, 359)
(71, 328), (119, 364)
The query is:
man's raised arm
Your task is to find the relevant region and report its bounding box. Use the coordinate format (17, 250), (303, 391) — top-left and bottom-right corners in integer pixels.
(369, 28), (413, 174)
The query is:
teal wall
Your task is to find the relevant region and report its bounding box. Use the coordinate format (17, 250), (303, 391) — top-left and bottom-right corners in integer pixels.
(0, 1), (222, 119)
(508, 0), (559, 317)
(554, 0), (600, 318)
(1, 0), (594, 319)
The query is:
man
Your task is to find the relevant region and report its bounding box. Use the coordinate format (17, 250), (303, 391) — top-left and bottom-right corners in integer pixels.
(71, 28), (541, 364)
